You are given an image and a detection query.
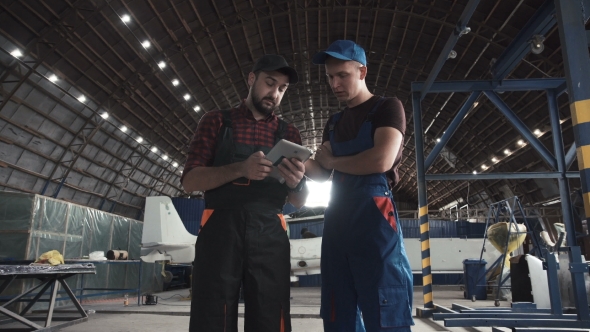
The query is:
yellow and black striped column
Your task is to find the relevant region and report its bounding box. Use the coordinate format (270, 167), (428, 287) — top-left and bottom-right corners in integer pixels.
(412, 92), (435, 314)
(555, 0), (590, 320)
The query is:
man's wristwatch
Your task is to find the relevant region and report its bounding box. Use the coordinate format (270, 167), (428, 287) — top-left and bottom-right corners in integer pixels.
(288, 177), (306, 193)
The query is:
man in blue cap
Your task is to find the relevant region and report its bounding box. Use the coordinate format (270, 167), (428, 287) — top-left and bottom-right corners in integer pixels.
(305, 40), (414, 331)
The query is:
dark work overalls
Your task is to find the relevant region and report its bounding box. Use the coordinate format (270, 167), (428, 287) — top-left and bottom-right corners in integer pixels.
(320, 98), (414, 332)
(189, 110), (291, 332)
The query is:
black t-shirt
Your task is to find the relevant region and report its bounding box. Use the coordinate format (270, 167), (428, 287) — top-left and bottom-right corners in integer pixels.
(322, 95), (406, 187)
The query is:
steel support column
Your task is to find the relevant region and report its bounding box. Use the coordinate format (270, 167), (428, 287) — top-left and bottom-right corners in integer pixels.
(555, 0), (590, 321)
(412, 92), (434, 313)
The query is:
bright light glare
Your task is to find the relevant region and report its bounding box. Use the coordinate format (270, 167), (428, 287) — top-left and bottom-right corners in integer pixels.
(172, 162), (179, 168)
(78, 95), (86, 103)
(534, 129), (542, 136)
(121, 14), (131, 23)
(142, 40), (151, 48)
(473, 170), (477, 174)
(137, 137), (143, 143)
(10, 49), (22, 58)
(491, 157), (498, 162)
(162, 155), (168, 160)
(305, 180), (332, 207)
(158, 61), (166, 69)
(100, 112), (109, 119)
(194, 105), (201, 111)
(517, 139), (525, 146)
(151, 147), (158, 153)
(504, 149), (510, 155)
(172, 79), (179, 86)
(481, 164), (487, 170)
(183, 94), (190, 101)
(48, 74), (58, 82)
(120, 125), (128, 132)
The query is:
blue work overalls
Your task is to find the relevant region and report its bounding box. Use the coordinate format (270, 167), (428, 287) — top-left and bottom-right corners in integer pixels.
(320, 98), (414, 332)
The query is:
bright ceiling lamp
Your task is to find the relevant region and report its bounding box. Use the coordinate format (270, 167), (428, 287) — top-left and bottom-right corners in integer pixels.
(121, 14), (131, 23)
(158, 61), (166, 69)
(100, 112), (109, 119)
(10, 49), (22, 58)
(183, 94), (190, 101)
(141, 40), (151, 48)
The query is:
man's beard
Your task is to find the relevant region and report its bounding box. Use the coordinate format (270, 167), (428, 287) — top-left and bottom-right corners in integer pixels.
(252, 92), (277, 116)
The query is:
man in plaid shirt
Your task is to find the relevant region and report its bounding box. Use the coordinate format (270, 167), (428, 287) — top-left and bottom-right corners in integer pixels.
(181, 55), (308, 332)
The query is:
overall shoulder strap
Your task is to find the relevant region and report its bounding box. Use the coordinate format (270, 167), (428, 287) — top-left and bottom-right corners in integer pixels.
(212, 109), (233, 166)
(328, 111), (344, 132)
(275, 118), (288, 143)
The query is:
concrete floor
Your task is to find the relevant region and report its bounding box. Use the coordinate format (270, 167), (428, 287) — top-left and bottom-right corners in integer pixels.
(4, 285), (514, 332)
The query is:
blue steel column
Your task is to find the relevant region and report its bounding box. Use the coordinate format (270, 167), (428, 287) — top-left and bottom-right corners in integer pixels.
(412, 92), (434, 313)
(555, 0), (590, 320)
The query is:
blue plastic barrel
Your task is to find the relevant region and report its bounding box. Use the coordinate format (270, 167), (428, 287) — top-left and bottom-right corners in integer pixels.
(463, 259), (487, 300)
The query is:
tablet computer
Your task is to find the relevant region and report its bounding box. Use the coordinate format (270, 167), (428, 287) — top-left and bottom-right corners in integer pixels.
(266, 139), (312, 183)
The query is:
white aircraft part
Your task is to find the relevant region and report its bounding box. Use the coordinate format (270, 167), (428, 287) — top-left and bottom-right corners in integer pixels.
(403, 238), (501, 273)
(526, 254), (550, 309)
(290, 237), (322, 276)
(141, 196), (198, 263)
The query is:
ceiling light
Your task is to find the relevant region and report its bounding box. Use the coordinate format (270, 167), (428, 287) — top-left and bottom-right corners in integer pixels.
(78, 95), (86, 103)
(136, 137), (143, 143)
(141, 40), (151, 48)
(100, 112), (109, 119)
(162, 155), (168, 160)
(534, 129), (542, 136)
(120, 125), (128, 132)
(172, 162), (179, 168)
(504, 149), (510, 155)
(436, 138), (441, 143)
(183, 94), (190, 101)
(10, 49), (22, 58)
(172, 79), (179, 86)
(193, 105), (201, 111)
(158, 61), (166, 69)
(48, 74), (58, 82)
(151, 147), (158, 153)
(448, 50), (457, 59)
(517, 139), (525, 146)
(481, 164), (487, 170)
(472, 170), (477, 174)
(491, 157), (498, 163)
(460, 26), (471, 36)
(530, 35), (545, 55)
(121, 14), (131, 23)
(473, 102), (479, 107)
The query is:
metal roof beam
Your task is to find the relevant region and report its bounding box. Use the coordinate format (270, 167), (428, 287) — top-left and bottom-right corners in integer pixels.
(419, 0), (480, 100)
(411, 78), (565, 93)
(490, 0), (556, 80)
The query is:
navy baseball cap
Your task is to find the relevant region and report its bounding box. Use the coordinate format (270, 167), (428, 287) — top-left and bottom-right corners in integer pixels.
(312, 40), (367, 66)
(252, 55), (298, 84)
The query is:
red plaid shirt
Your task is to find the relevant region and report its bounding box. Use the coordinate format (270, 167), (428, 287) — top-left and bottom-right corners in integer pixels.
(181, 101), (302, 182)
